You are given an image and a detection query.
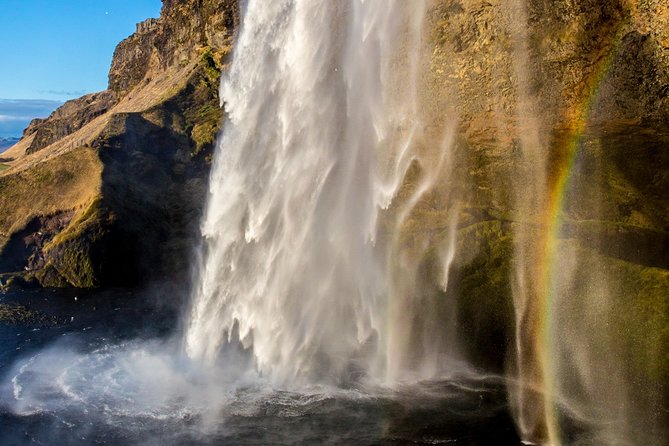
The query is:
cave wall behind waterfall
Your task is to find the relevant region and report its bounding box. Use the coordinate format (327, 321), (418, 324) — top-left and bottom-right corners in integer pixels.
(398, 0), (668, 443)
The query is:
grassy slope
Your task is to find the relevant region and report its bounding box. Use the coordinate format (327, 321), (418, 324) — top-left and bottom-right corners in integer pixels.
(0, 48), (225, 288)
(0, 147), (102, 250)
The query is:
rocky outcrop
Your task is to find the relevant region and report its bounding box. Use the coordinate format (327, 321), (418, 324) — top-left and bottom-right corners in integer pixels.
(107, 20), (158, 98)
(0, 0), (238, 288)
(109, 0), (238, 98)
(154, 0), (238, 68)
(23, 91), (117, 154)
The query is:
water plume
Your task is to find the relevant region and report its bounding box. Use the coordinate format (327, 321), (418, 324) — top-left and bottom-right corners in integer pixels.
(506, 5), (667, 444)
(184, 0), (460, 386)
(1, 339), (256, 439)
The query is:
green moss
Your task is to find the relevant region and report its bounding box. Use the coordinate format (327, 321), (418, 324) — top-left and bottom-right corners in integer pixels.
(35, 265), (72, 288)
(38, 199), (114, 288)
(562, 240), (669, 385)
(562, 128), (669, 231)
(0, 303), (53, 325)
(199, 46), (221, 84)
(622, 265), (669, 384)
(149, 49), (222, 159)
(186, 81), (222, 157)
(191, 121), (218, 155)
(50, 198), (105, 246)
(0, 146), (101, 243)
(451, 220), (516, 371)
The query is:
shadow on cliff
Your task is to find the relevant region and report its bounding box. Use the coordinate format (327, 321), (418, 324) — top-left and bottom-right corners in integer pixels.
(559, 125), (669, 270)
(91, 111), (209, 287)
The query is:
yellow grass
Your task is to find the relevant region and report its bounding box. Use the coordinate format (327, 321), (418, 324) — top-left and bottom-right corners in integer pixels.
(0, 147), (102, 249)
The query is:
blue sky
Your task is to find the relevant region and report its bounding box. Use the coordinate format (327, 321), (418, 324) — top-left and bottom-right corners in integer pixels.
(0, 98), (63, 137)
(0, 0), (161, 135)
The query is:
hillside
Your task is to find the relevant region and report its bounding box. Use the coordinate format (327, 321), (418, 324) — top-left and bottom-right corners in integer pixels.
(0, 0), (239, 287)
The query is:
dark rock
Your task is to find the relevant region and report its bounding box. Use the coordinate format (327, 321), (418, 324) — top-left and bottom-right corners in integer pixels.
(0, 211), (74, 273)
(0, 303), (55, 326)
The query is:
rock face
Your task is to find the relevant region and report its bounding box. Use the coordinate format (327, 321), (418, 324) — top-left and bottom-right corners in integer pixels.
(0, 0), (238, 288)
(23, 91), (117, 154)
(397, 1), (668, 442)
(107, 19), (160, 97)
(109, 0), (238, 97)
(419, 0), (669, 357)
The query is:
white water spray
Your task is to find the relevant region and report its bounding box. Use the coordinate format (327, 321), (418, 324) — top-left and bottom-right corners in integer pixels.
(185, 0), (436, 385)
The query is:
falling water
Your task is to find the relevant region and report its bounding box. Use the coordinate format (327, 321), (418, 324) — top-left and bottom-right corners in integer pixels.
(184, 0), (445, 385)
(183, 1), (667, 444)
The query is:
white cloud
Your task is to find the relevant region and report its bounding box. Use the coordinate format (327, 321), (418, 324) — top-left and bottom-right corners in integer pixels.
(0, 114), (35, 122)
(0, 99), (61, 137)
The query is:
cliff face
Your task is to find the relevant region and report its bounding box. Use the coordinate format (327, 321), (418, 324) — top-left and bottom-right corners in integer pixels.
(394, 0), (668, 436)
(107, 19), (159, 98)
(0, 0), (239, 288)
(420, 0), (668, 276)
(108, 0), (238, 98)
(419, 0), (669, 258)
(153, 0), (238, 70)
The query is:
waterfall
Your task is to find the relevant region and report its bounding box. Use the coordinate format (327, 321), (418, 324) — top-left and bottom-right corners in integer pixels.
(185, 0), (437, 385)
(184, 1), (666, 444)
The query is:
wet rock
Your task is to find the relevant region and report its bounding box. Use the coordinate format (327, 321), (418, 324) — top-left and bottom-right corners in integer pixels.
(0, 303), (57, 326)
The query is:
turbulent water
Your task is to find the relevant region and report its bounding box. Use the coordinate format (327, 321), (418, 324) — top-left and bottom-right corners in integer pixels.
(0, 290), (518, 445)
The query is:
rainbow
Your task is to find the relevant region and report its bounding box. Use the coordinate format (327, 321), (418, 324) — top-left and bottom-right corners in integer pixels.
(532, 18), (629, 445)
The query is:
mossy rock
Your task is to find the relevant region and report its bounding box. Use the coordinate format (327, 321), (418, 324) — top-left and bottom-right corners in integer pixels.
(541, 238), (669, 436)
(562, 219), (669, 269)
(0, 303), (55, 326)
(36, 199), (115, 288)
(449, 220), (516, 372)
(553, 239), (668, 387)
(191, 122), (217, 155)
